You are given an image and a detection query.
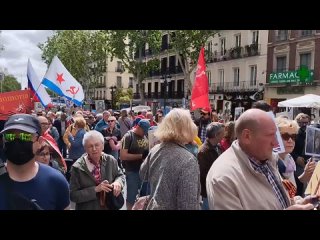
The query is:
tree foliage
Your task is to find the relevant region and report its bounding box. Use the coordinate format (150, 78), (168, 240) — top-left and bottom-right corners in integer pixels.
(169, 30), (219, 95)
(114, 87), (133, 108)
(106, 30), (162, 103)
(1, 75), (21, 92)
(38, 30), (108, 94)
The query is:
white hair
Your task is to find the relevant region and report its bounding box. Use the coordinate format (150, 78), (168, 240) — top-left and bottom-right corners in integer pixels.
(82, 130), (104, 146)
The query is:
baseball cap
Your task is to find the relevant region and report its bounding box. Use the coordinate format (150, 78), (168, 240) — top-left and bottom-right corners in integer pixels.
(137, 119), (150, 136)
(1, 114), (42, 134)
(201, 107), (211, 114)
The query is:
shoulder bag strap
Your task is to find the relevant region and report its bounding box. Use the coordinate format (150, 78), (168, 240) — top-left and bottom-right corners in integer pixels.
(123, 118), (131, 131)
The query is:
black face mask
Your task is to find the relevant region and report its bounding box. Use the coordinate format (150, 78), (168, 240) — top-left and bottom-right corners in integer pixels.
(4, 139), (35, 165)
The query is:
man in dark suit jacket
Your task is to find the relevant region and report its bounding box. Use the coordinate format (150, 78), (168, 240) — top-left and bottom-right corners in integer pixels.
(197, 122), (224, 210)
(53, 113), (69, 158)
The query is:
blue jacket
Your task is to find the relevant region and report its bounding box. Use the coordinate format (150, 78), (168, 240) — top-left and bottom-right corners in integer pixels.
(68, 129), (86, 160)
(94, 119), (108, 133)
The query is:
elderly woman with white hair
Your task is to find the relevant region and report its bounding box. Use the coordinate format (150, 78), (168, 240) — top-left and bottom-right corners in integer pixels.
(139, 108), (201, 210)
(70, 130), (125, 210)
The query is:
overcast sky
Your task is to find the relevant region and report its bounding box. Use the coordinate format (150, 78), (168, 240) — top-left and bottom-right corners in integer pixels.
(0, 30), (54, 89)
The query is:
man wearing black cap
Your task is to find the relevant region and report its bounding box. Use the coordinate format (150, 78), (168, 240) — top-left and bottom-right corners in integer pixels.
(0, 114), (70, 210)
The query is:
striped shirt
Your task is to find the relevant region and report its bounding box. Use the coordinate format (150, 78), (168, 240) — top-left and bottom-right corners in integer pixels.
(249, 158), (288, 209)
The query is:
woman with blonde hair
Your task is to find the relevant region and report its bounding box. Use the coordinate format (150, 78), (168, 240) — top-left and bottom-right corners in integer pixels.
(275, 117), (316, 197)
(139, 108), (201, 210)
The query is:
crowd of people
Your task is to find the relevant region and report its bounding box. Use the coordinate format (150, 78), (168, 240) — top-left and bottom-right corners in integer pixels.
(0, 101), (319, 210)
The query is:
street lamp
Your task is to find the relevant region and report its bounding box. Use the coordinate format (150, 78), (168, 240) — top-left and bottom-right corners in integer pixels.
(110, 86), (117, 109)
(160, 70), (172, 114)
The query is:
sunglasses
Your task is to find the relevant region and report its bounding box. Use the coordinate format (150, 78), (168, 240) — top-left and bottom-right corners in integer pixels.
(281, 133), (297, 141)
(107, 120), (115, 123)
(4, 133), (33, 142)
(298, 121), (309, 126)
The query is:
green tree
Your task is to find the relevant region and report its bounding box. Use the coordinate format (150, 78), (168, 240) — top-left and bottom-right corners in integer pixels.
(169, 30), (219, 96)
(114, 87), (133, 108)
(38, 30), (108, 98)
(1, 75), (21, 92)
(106, 30), (162, 104)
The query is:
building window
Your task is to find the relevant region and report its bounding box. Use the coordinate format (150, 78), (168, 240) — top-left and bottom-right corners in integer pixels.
(148, 82), (151, 96)
(250, 65), (257, 86)
(154, 82), (158, 95)
(220, 38), (226, 55)
(207, 41), (213, 59)
(276, 56), (287, 72)
(100, 90), (102, 99)
(129, 77), (133, 88)
(276, 30), (288, 41)
(116, 76), (122, 88)
(100, 76), (103, 85)
(235, 34), (241, 47)
(252, 31), (259, 44)
(161, 34), (169, 51)
(116, 61), (123, 72)
(136, 84), (139, 93)
(233, 68), (240, 87)
(301, 30), (313, 37)
(300, 53), (311, 69)
(142, 83), (145, 93)
(104, 90), (106, 99)
(206, 71), (212, 86)
(103, 76), (106, 85)
(218, 69), (224, 89)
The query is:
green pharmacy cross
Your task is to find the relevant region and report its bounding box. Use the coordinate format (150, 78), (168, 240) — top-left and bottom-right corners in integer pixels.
(298, 65), (313, 82)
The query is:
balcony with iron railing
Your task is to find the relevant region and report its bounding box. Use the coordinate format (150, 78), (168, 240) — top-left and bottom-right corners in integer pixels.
(209, 81), (261, 93)
(243, 43), (261, 57)
(229, 46), (243, 59)
(133, 91), (184, 100)
(206, 45), (261, 63)
(147, 66), (183, 78)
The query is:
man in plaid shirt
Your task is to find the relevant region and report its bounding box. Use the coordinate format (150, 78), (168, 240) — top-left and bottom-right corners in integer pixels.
(195, 107), (212, 143)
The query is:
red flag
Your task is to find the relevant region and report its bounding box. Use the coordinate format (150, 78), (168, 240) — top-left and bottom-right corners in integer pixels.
(190, 47), (211, 111)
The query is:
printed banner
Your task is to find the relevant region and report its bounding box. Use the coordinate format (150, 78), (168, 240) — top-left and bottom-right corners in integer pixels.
(0, 89), (32, 120)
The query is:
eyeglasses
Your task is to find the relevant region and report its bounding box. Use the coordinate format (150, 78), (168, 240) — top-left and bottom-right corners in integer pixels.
(281, 133), (297, 141)
(107, 120), (115, 123)
(4, 132), (33, 142)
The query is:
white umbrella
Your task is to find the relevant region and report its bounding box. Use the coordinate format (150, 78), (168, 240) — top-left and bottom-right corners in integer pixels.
(277, 94), (320, 108)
